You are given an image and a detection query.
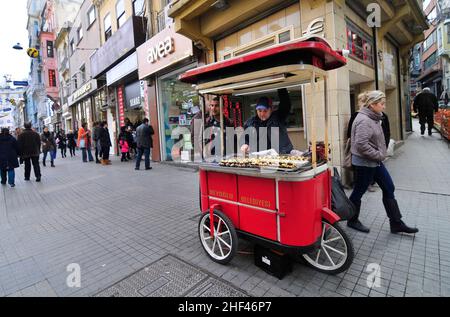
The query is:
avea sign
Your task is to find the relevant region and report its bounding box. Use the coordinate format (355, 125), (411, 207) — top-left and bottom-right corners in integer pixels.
(146, 36), (175, 64)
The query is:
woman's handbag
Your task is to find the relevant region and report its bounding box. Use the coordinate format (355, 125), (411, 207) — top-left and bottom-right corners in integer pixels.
(343, 138), (352, 168)
(79, 139), (86, 148)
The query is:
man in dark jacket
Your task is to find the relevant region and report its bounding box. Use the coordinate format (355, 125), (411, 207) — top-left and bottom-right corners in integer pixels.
(135, 118), (154, 170)
(17, 122), (41, 182)
(190, 97), (234, 159)
(99, 121), (112, 165)
(413, 87), (439, 136)
(0, 128), (20, 187)
(92, 122), (102, 164)
(241, 88), (293, 155)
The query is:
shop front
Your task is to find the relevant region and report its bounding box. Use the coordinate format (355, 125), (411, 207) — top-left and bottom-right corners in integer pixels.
(68, 79), (99, 131)
(137, 26), (196, 162)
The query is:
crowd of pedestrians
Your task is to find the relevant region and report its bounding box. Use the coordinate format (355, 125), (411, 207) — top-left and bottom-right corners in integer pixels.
(0, 117), (154, 188)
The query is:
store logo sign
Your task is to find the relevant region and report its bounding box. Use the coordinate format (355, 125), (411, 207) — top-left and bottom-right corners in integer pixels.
(73, 82), (92, 100)
(147, 36), (175, 64)
(129, 96), (141, 108)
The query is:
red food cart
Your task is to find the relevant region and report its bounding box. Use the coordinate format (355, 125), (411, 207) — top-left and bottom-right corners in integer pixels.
(180, 37), (354, 274)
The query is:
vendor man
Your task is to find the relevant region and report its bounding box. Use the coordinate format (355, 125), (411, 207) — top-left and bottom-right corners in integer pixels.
(241, 88), (293, 155)
(190, 96), (234, 157)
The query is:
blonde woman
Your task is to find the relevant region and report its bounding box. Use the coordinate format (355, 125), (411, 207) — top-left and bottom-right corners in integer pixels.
(348, 90), (418, 234)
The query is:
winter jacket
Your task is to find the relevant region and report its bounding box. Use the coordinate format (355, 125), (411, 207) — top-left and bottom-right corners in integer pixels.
(17, 128), (41, 158)
(99, 127), (112, 148)
(347, 111), (390, 150)
(77, 127), (91, 148)
(351, 107), (386, 163)
(0, 134), (20, 169)
(135, 123), (154, 149)
(56, 134), (67, 148)
(413, 91), (439, 114)
(41, 132), (56, 152)
(119, 140), (129, 153)
(66, 133), (77, 148)
(243, 88), (293, 154)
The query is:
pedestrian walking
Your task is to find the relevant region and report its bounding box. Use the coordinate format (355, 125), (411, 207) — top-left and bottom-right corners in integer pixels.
(17, 122), (41, 182)
(348, 90), (418, 234)
(66, 130), (77, 157)
(77, 123), (94, 163)
(56, 131), (67, 158)
(0, 128), (19, 187)
(135, 118), (154, 170)
(99, 121), (112, 165)
(413, 87), (439, 136)
(41, 127), (56, 167)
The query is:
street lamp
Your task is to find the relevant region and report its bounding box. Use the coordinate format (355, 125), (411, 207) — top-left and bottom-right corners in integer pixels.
(13, 43), (23, 50)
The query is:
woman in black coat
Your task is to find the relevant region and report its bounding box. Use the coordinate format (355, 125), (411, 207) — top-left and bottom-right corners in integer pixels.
(0, 128), (20, 187)
(66, 131), (77, 157)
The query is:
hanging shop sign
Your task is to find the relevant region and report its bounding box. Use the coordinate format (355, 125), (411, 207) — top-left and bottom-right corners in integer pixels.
(124, 81), (142, 109)
(137, 26), (193, 79)
(106, 52), (138, 86)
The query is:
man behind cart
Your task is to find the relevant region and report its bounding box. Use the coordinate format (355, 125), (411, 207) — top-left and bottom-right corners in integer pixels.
(240, 88), (293, 155)
(190, 97), (233, 161)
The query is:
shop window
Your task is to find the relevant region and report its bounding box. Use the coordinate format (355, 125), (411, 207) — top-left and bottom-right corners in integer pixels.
(47, 40), (54, 58)
(87, 6), (96, 27)
(104, 13), (112, 41)
(116, 0), (126, 28)
(48, 70), (56, 87)
(133, 0), (145, 16)
(73, 76), (78, 91)
(346, 20), (374, 67)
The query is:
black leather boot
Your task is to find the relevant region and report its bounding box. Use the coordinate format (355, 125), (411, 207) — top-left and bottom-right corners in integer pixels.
(347, 200), (370, 233)
(390, 220), (419, 234)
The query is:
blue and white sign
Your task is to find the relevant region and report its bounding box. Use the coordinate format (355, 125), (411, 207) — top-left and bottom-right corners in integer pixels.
(13, 81), (28, 86)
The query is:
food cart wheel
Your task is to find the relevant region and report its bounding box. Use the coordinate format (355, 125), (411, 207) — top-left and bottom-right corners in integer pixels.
(198, 210), (238, 265)
(301, 220), (354, 274)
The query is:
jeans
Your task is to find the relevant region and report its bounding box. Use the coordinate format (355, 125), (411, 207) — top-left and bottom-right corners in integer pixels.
(1, 168), (15, 185)
(350, 163), (395, 206)
(43, 151), (54, 164)
(81, 147), (94, 162)
(24, 156), (41, 179)
(136, 147), (151, 169)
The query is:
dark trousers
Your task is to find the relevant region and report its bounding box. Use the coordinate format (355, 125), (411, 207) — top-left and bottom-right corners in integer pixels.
(60, 147), (67, 158)
(43, 151), (54, 164)
(121, 152), (128, 161)
(68, 146), (76, 156)
(419, 111), (434, 133)
(1, 168), (15, 185)
(135, 147), (150, 169)
(102, 146), (110, 160)
(94, 141), (102, 161)
(350, 163), (401, 222)
(24, 156), (41, 179)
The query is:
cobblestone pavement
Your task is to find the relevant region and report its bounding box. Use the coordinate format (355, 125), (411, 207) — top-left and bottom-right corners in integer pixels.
(0, 119), (449, 297)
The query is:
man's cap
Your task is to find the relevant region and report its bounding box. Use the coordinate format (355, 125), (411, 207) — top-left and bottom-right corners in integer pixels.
(255, 97), (272, 110)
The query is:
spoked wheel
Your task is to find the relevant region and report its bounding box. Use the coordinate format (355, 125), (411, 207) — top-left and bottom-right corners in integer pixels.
(302, 220), (354, 274)
(198, 210), (238, 264)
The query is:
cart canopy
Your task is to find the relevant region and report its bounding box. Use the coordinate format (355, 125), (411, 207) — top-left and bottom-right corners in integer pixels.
(179, 36), (347, 86)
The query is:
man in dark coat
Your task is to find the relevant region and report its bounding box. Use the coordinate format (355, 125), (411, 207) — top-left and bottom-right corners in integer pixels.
(92, 122), (102, 164)
(99, 121), (112, 165)
(190, 97), (234, 159)
(135, 118), (154, 170)
(241, 88), (293, 155)
(17, 122), (41, 182)
(413, 87), (439, 136)
(41, 127), (56, 167)
(0, 128), (20, 187)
